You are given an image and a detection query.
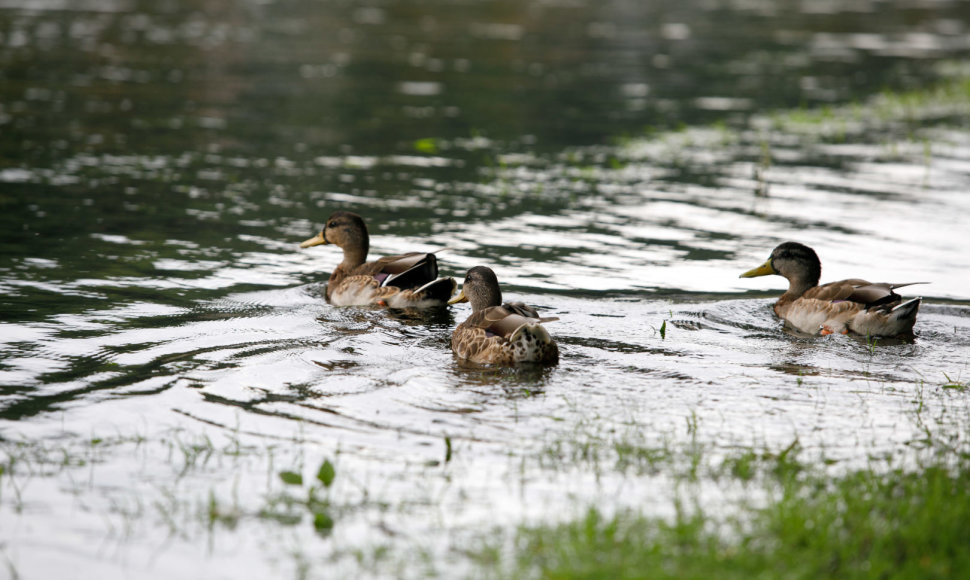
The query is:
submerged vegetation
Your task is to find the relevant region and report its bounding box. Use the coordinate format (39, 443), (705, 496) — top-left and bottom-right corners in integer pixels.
(764, 72), (970, 138)
(469, 402), (970, 580)
(3, 368), (969, 579)
(496, 456), (970, 579)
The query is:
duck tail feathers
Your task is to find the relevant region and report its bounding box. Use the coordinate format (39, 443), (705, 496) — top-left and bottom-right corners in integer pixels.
(414, 277), (457, 303)
(382, 255), (438, 289)
(890, 296), (922, 321)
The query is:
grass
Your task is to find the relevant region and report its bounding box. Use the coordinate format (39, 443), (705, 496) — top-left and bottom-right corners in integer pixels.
(941, 372), (967, 391)
(508, 468), (970, 579)
(762, 73), (970, 139)
(533, 61), (970, 183)
(465, 64), (970, 218)
(475, 436), (970, 580)
(503, 464), (970, 579)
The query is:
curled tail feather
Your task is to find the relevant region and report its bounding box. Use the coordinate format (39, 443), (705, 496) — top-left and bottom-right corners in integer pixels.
(414, 277), (457, 303)
(890, 296), (921, 322)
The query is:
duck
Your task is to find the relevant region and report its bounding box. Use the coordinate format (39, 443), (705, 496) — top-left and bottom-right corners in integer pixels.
(300, 211), (455, 308)
(739, 241), (924, 337)
(448, 266), (559, 364)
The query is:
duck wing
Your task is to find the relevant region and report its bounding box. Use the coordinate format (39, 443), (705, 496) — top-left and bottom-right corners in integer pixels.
(802, 278), (871, 302)
(380, 253), (439, 290)
(847, 282), (927, 311)
(804, 279), (927, 311)
(479, 305), (558, 337)
(348, 252), (439, 289)
(502, 301), (540, 319)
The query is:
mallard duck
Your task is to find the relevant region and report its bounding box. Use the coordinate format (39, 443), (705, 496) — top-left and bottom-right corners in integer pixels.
(740, 241), (924, 337)
(448, 266), (559, 364)
(300, 211), (455, 308)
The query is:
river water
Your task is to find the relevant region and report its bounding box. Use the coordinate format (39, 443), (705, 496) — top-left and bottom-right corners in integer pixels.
(2, 1), (970, 578)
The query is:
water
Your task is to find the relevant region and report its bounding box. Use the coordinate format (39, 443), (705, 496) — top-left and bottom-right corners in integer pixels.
(2, 0), (970, 577)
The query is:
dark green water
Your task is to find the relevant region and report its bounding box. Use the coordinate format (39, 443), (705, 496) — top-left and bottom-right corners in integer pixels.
(2, 1), (970, 577)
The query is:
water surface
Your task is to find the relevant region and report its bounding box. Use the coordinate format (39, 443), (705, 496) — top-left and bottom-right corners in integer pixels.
(2, 0), (970, 577)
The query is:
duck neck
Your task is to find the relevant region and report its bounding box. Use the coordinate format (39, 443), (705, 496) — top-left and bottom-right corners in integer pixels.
(782, 275), (817, 301)
(340, 233), (370, 272)
(339, 242), (368, 270)
(470, 283), (501, 312)
(326, 243), (367, 298)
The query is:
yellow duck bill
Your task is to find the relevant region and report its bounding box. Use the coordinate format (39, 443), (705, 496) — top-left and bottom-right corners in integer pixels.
(300, 231), (328, 248)
(447, 288), (468, 305)
(739, 260), (776, 278)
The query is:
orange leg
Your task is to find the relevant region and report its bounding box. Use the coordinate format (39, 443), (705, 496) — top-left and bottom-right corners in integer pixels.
(820, 325), (848, 336)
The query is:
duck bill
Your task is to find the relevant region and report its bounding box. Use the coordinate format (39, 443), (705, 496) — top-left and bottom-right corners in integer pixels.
(740, 260), (775, 278)
(447, 288), (468, 305)
(300, 231), (328, 248)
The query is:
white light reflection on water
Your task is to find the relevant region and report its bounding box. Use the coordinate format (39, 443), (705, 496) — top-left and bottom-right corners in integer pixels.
(4, 2), (970, 576)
